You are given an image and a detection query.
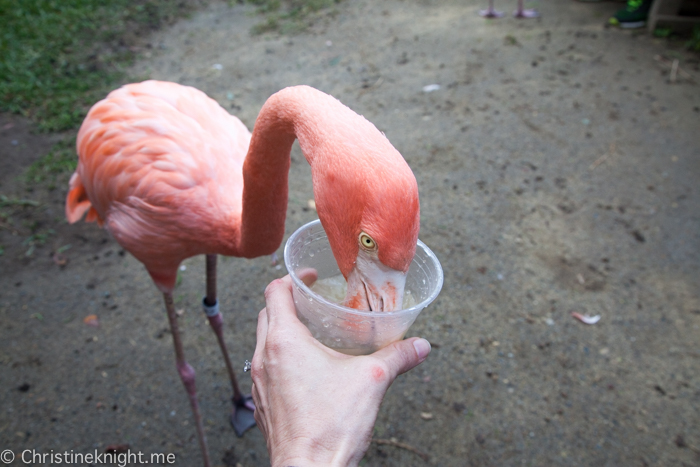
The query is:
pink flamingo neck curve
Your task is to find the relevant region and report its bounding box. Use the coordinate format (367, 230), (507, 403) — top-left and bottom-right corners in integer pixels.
(238, 86), (420, 279)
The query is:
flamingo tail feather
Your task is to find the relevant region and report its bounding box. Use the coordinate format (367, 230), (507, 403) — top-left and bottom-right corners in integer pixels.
(65, 173), (102, 225)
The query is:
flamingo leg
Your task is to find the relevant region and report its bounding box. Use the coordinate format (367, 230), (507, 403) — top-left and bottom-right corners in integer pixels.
(514, 0), (539, 18)
(203, 254), (256, 437)
(164, 292), (211, 467)
(479, 0), (504, 18)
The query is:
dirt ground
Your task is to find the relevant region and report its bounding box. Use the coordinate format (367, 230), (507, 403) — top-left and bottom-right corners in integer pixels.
(1, 0), (699, 465)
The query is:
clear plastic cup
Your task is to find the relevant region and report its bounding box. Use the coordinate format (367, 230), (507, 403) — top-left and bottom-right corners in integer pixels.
(284, 219), (443, 355)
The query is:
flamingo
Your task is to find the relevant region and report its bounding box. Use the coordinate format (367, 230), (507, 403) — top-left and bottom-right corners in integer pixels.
(513, 0), (538, 18)
(479, 0), (505, 18)
(479, 0), (538, 18)
(65, 81), (420, 466)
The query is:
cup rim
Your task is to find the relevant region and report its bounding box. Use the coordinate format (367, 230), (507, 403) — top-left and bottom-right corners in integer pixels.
(284, 219), (444, 317)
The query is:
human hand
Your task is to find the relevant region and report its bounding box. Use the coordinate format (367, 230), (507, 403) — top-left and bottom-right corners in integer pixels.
(250, 272), (431, 467)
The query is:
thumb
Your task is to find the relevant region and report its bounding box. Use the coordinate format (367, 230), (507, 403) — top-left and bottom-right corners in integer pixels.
(370, 337), (431, 381)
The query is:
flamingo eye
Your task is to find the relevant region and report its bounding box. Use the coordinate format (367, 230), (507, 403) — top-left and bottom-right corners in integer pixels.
(359, 232), (377, 251)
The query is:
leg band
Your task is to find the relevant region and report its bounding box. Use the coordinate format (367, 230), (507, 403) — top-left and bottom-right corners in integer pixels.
(202, 297), (220, 317)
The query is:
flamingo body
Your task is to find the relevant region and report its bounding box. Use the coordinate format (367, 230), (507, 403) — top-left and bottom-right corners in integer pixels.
(67, 81), (250, 291)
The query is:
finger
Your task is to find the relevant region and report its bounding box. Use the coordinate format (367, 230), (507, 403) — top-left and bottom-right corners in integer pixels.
(370, 337), (431, 382)
(263, 275), (311, 333)
(296, 267), (318, 287)
(251, 382), (262, 413)
(250, 383), (267, 439)
(252, 308), (269, 368)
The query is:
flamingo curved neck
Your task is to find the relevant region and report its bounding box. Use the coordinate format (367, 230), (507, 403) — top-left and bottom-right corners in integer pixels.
(235, 86), (337, 258)
(230, 85), (417, 281)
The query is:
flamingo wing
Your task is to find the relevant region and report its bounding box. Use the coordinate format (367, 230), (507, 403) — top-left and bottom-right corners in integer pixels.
(66, 81), (251, 285)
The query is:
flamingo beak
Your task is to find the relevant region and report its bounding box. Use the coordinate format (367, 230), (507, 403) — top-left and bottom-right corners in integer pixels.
(343, 249), (407, 312)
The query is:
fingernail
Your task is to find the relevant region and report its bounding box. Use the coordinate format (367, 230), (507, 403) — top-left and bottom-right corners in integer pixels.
(413, 338), (431, 360)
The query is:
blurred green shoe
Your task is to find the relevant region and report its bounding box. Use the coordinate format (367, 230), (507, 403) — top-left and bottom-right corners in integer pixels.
(609, 0), (654, 28)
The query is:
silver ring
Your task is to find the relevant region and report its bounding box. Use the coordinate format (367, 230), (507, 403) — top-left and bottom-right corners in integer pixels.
(243, 360), (252, 372)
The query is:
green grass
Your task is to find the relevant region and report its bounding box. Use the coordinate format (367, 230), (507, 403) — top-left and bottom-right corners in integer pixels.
(1, 0), (340, 134)
(25, 138), (78, 189)
(653, 25), (700, 52)
(23, 229), (55, 256)
(0, 0), (204, 132)
(687, 25), (700, 52)
(246, 0), (342, 34)
(653, 27), (673, 38)
(0, 195), (40, 207)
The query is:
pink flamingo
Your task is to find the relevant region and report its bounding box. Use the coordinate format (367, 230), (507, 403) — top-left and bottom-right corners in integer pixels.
(513, 0), (539, 18)
(479, 0), (505, 18)
(479, 0), (538, 18)
(65, 81), (419, 466)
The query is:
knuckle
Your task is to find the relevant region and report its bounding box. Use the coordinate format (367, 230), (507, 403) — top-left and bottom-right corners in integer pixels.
(250, 365), (262, 383)
(264, 278), (285, 298)
(393, 339), (413, 362)
(250, 354), (265, 383)
(366, 357), (391, 384)
(266, 335), (289, 356)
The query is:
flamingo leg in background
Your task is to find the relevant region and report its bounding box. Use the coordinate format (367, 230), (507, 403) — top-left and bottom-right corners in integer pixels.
(202, 254), (256, 437)
(514, 0), (539, 18)
(479, 0), (504, 18)
(164, 292), (211, 467)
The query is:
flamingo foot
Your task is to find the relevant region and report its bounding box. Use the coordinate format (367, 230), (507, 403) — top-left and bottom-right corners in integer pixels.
(514, 8), (539, 18)
(231, 394), (256, 437)
(479, 8), (504, 17)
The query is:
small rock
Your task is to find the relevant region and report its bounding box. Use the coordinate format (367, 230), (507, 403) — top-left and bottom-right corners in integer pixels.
(420, 412), (433, 420)
(105, 444), (130, 454)
(52, 253), (68, 266)
(83, 314), (99, 327)
(571, 312), (601, 324)
(675, 434), (687, 448)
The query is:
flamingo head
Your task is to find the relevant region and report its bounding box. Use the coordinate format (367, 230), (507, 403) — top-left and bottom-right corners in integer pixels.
(312, 139), (420, 312)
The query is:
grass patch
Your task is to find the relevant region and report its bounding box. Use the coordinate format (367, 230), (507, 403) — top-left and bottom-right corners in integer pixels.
(687, 25), (700, 52)
(1, 0), (339, 131)
(0, 195), (40, 208)
(653, 25), (700, 53)
(23, 229), (55, 256)
(0, 0), (207, 132)
(25, 138), (78, 189)
(246, 0), (342, 34)
(653, 27), (673, 38)
(4, 0), (340, 198)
